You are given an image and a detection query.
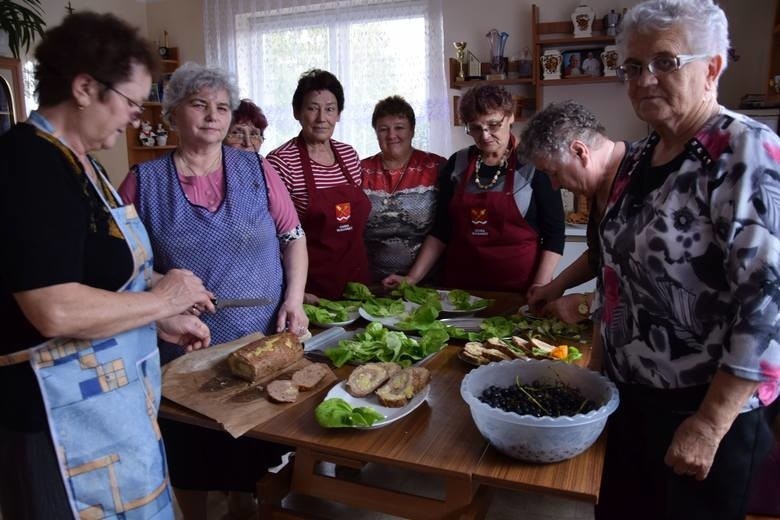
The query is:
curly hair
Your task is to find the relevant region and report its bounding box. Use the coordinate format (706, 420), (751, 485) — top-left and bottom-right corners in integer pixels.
(519, 101), (606, 162)
(161, 62), (239, 126)
(34, 11), (159, 107)
(617, 0), (730, 78)
(371, 95), (415, 130)
(232, 99), (268, 133)
(458, 84), (514, 125)
(292, 69), (344, 114)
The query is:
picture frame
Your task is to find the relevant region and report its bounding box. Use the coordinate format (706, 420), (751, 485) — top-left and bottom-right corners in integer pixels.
(561, 50), (584, 78)
(580, 48), (604, 77)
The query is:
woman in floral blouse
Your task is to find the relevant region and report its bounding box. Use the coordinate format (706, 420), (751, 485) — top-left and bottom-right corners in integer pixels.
(593, 1), (780, 518)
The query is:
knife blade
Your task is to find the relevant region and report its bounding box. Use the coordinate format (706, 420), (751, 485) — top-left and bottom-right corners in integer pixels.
(210, 297), (274, 310)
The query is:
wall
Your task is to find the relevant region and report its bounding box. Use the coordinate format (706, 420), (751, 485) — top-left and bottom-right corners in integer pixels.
(5, 0), (774, 181)
(2, 0), (148, 185)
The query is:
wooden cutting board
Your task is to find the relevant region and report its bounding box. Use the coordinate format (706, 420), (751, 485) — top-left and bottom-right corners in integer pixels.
(161, 332), (337, 438)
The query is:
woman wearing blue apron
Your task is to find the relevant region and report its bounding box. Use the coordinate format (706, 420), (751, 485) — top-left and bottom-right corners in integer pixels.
(0, 13), (213, 519)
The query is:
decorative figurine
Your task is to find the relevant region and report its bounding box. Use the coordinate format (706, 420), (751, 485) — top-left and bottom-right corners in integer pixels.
(601, 45), (619, 77)
(571, 4), (595, 38)
(155, 123), (168, 146)
(540, 49), (563, 80)
(139, 120), (155, 147)
(604, 9), (620, 37)
(453, 41), (467, 81)
(518, 47), (532, 77)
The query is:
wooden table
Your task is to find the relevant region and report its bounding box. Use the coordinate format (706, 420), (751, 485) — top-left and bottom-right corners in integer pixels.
(159, 293), (606, 519)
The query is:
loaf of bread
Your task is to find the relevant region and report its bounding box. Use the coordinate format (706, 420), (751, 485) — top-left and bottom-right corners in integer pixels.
(227, 332), (303, 382)
(375, 367), (430, 408)
(346, 362), (401, 397)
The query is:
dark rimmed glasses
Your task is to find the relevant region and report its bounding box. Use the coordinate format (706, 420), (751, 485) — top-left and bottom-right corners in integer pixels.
(616, 53), (709, 82)
(465, 116), (506, 136)
(97, 80), (145, 119)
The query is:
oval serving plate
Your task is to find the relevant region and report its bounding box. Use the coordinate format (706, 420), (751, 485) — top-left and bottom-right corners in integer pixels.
(310, 310), (360, 329)
(437, 290), (490, 315)
(323, 380), (430, 429)
(358, 301), (419, 330)
(439, 317), (487, 332)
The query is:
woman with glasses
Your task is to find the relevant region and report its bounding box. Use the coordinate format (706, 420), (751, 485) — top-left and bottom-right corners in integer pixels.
(225, 98), (267, 153)
(119, 63), (304, 518)
(267, 69), (370, 301)
(0, 13), (214, 518)
(361, 95), (445, 283)
(594, 0), (780, 518)
(384, 84), (564, 293)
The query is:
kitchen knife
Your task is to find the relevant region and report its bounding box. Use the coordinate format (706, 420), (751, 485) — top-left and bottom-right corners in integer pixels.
(210, 297), (274, 310)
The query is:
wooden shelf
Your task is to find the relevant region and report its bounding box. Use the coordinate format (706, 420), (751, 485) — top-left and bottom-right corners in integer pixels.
(451, 77), (534, 89)
(532, 4), (617, 109)
(540, 76), (620, 87)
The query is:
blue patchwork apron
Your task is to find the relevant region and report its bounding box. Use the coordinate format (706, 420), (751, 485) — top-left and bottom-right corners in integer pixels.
(3, 115), (173, 519)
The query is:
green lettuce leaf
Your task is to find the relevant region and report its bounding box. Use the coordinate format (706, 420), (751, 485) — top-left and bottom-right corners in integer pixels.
(362, 297), (405, 317)
(447, 289), (492, 310)
(315, 398), (384, 427)
(343, 282), (373, 301)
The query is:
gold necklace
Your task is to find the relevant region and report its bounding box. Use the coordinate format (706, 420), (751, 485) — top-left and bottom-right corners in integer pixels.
(474, 153), (507, 189)
(177, 149), (222, 177)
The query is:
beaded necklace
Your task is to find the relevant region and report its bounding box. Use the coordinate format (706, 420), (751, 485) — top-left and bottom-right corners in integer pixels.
(474, 152), (508, 190)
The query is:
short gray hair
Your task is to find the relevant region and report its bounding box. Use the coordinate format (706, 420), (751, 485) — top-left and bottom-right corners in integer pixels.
(519, 101), (606, 162)
(162, 62), (240, 126)
(617, 0), (730, 77)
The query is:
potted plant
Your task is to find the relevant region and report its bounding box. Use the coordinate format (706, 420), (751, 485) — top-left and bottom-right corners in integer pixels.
(0, 0), (46, 58)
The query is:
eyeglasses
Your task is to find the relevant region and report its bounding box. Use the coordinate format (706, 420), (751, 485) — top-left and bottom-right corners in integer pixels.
(616, 53), (709, 82)
(465, 116), (506, 136)
(98, 81), (145, 119)
(226, 129), (264, 143)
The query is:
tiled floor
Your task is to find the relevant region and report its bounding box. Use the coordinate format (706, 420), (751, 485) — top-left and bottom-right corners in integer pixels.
(186, 461), (595, 520)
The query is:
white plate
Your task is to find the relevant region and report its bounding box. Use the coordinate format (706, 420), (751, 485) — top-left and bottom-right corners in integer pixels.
(439, 317), (487, 332)
(358, 301), (419, 330)
(305, 327), (434, 366)
(310, 310), (360, 328)
(323, 380), (430, 429)
(437, 290), (490, 315)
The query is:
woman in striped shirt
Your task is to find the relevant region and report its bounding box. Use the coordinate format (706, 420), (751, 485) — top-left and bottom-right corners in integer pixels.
(267, 69), (371, 301)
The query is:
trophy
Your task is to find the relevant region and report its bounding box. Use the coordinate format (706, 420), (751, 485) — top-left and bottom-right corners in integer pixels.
(486, 29), (509, 75)
(453, 42), (467, 81)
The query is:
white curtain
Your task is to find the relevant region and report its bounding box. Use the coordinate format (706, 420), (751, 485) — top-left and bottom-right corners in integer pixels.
(203, 0), (451, 158)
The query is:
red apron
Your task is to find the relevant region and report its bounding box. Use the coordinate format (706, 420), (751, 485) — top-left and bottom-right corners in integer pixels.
(297, 136), (371, 299)
(441, 149), (540, 292)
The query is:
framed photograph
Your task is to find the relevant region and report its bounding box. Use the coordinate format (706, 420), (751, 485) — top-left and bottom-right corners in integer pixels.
(148, 83), (160, 102)
(580, 48), (604, 77)
(562, 51), (584, 78)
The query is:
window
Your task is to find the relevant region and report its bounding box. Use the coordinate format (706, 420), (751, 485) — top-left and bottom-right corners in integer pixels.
(205, 0), (450, 157)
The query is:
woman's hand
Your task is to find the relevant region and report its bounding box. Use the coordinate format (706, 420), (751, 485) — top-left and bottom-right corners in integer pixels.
(664, 413), (724, 480)
(277, 300), (309, 337)
(382, 274), (411, 290)
(527, 281), (564, 312)
(541, 294), (588, 324)
(152, 269), (215, 315)
(157, 314), (211, 352)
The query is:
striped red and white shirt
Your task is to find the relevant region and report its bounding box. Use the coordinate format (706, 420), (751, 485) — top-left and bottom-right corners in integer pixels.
(266, 137), (362, 217)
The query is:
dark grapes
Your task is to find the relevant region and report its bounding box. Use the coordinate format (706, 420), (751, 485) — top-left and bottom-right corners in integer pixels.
(478, 380), (598, 417)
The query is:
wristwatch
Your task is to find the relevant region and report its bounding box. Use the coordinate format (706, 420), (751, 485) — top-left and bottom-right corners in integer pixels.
(577, 295), (590, 317)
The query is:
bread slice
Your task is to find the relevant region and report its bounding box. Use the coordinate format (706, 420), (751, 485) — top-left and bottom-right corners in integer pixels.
(485, 337), (523, 360)
(375, 367), (431, 408)
(346, 362), (400, 397)
(266, 380), (299, 403)
(227, 332), (303, 382)
(291, 363), (329, 391)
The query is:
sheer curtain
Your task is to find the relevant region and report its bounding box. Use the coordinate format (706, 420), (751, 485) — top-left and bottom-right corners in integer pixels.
(203, 0), (451, 158)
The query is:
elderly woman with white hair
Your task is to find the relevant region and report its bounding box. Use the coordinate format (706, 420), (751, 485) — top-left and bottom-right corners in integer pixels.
(593, 0), (780, 518)
(118, 62), (305, 518)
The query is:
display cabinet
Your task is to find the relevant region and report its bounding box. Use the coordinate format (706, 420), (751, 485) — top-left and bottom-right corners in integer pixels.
(125, 47), (180, 167)
(767, 0), (780, 104)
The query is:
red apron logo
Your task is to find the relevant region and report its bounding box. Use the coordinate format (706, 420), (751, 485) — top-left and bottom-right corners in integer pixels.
(335, 202), (354, 233)
(471, 208), (488, 225)
(470, 208), (488, 236)
(335, 202), (351, 222)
